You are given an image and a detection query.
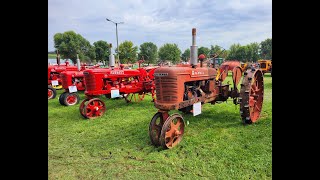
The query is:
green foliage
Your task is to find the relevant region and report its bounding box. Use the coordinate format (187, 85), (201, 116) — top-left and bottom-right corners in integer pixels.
(182, 48), (190, 61)
(54, 31), (95, 64)
(119, 41), (138, 64)
(93, 40), (110, 66)
(198, 46), (210, 57)
(49, 74), (272, 179)
(158, 43), (181, 64)
(138, 42), (158, 65)
(210, 45), (229, 59)
(260, 38), (272, 59)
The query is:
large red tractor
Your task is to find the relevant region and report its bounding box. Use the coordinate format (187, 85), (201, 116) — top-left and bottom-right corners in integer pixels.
(148, 28), (264, 149)
(79, 44), (158, 119)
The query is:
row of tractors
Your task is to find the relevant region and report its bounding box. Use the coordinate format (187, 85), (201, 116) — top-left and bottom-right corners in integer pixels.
(48, 28), (264, 149)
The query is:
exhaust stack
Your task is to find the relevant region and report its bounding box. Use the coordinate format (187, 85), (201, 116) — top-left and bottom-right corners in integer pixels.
(76, 54), (81, 71)
(190, 28), (198, 68)
(109, 43), (115, 69)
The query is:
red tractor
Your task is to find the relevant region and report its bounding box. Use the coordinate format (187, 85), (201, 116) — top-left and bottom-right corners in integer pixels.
(59, 55), (101, 106)
(148, 28), (264, 149)
(79, 44), (158, 119)
(48, 52), (79, 99)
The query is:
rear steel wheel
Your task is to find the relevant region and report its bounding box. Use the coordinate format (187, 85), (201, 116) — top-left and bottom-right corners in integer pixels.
(159, 113), (185, 149)
(239, 69), (264, 124)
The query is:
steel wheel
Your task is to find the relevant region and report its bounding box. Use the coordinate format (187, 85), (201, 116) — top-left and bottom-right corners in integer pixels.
(149, 111), (169, 146)
(240, 69), (264, 124)
(63, 93), (80, 106)
(79, 98), (91, 118)
(48, 85), (56, 100)
(83, 98), (106, 119)
(159, 113), (185, 149)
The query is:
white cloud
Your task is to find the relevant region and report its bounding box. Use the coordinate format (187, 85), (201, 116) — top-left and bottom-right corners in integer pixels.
(48, 0), (271, 52)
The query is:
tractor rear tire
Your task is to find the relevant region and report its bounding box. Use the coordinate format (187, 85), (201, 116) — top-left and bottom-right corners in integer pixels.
(59, 92), (67, 105)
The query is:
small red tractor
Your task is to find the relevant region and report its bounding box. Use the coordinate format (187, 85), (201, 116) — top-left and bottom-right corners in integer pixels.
(148, 28), (264, 149)
(48, 52), (79, 100)
(79, 44), (158, 119)
(58, 55), (101, 106)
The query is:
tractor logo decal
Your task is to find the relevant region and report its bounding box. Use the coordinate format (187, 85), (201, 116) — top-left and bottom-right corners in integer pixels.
(154, 73), (168, 77)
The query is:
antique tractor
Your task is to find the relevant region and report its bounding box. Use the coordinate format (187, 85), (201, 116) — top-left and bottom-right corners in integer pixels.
(58, 55), (101, 106)
(79, 44), (158, 119)
(148, 28), (264, 149)
(48, 52), (79, 99)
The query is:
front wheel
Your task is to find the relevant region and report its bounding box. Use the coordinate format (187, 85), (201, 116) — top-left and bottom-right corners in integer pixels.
(159, 113), (185, 149)
(48, 85), (56, 100)
(62, 92), (80, 106)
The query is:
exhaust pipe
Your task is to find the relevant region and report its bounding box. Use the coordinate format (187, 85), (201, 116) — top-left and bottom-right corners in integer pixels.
(190, 28), (198, 68)
(109, 43), (115, 69)
(76, 54), (81, 71)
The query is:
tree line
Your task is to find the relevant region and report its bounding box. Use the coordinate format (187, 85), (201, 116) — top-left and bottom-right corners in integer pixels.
(52, 31), (272, 65)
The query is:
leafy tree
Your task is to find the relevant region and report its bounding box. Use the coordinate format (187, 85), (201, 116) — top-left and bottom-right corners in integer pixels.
(182, 49), (190, 61)
(54, 31), (94, 64)
(118, 41), (138, 64)
(138, 42), (158, 65)
(227, 43), (241, 60)
(260, 38), (272, 59)
(158, 43), (181, 64)
(93, 40), (110, 66)
(246, 42), (259, 62)
(198, 46), (210, 57)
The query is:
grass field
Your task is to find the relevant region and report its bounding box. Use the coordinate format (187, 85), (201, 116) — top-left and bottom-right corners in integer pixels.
(48, 73), (272, 179)
(48, 54), (56, 59)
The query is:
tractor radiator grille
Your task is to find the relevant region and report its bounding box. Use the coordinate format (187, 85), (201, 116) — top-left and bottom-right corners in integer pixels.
(60, 74), (69, 88)
(155, 76), (178, 102)
(84, 73), (96, 91)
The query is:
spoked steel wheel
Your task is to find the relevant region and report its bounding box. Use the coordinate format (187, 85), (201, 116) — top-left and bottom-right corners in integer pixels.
(79, 98), (90, 118)
(83, 98), (106, 119)
(149, 111), (169, 146)
(159, 113), (185, 149)
(240, 69), (264, 124)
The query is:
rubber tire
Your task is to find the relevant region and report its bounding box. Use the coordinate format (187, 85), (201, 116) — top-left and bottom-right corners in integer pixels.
(48, 85), (57, 99)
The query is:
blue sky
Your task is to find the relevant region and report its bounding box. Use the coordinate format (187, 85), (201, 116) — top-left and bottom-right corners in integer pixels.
(48, 0), (272, 52)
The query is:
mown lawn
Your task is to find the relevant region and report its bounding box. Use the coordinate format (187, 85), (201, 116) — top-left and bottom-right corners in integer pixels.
(48, 73), (272, 179)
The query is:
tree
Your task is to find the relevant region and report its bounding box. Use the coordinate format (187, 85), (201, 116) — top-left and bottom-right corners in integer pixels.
(246, 42), (260, 62)
(93, 40), (110, 66)
(158, 43), (181, 64)
(138, 42), (158, 65)
(198, 46), (210, 57)
(182, 49), (190, 62)
(118, 41), (138, 64)
(53, 31), (94, 64)
(260, 38), (272, 59)
(227, 43), (241, 60)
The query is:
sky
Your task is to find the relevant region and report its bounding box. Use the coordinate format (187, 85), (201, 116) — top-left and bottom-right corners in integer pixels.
(48, 0), (272, 53)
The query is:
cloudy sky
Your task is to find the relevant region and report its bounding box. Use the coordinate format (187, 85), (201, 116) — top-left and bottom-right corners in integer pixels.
(48, 0), (271, 52)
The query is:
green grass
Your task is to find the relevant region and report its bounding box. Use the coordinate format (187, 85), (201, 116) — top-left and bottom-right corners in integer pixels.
(48, 73), (272, 179)
(48, 54), (56, 59)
